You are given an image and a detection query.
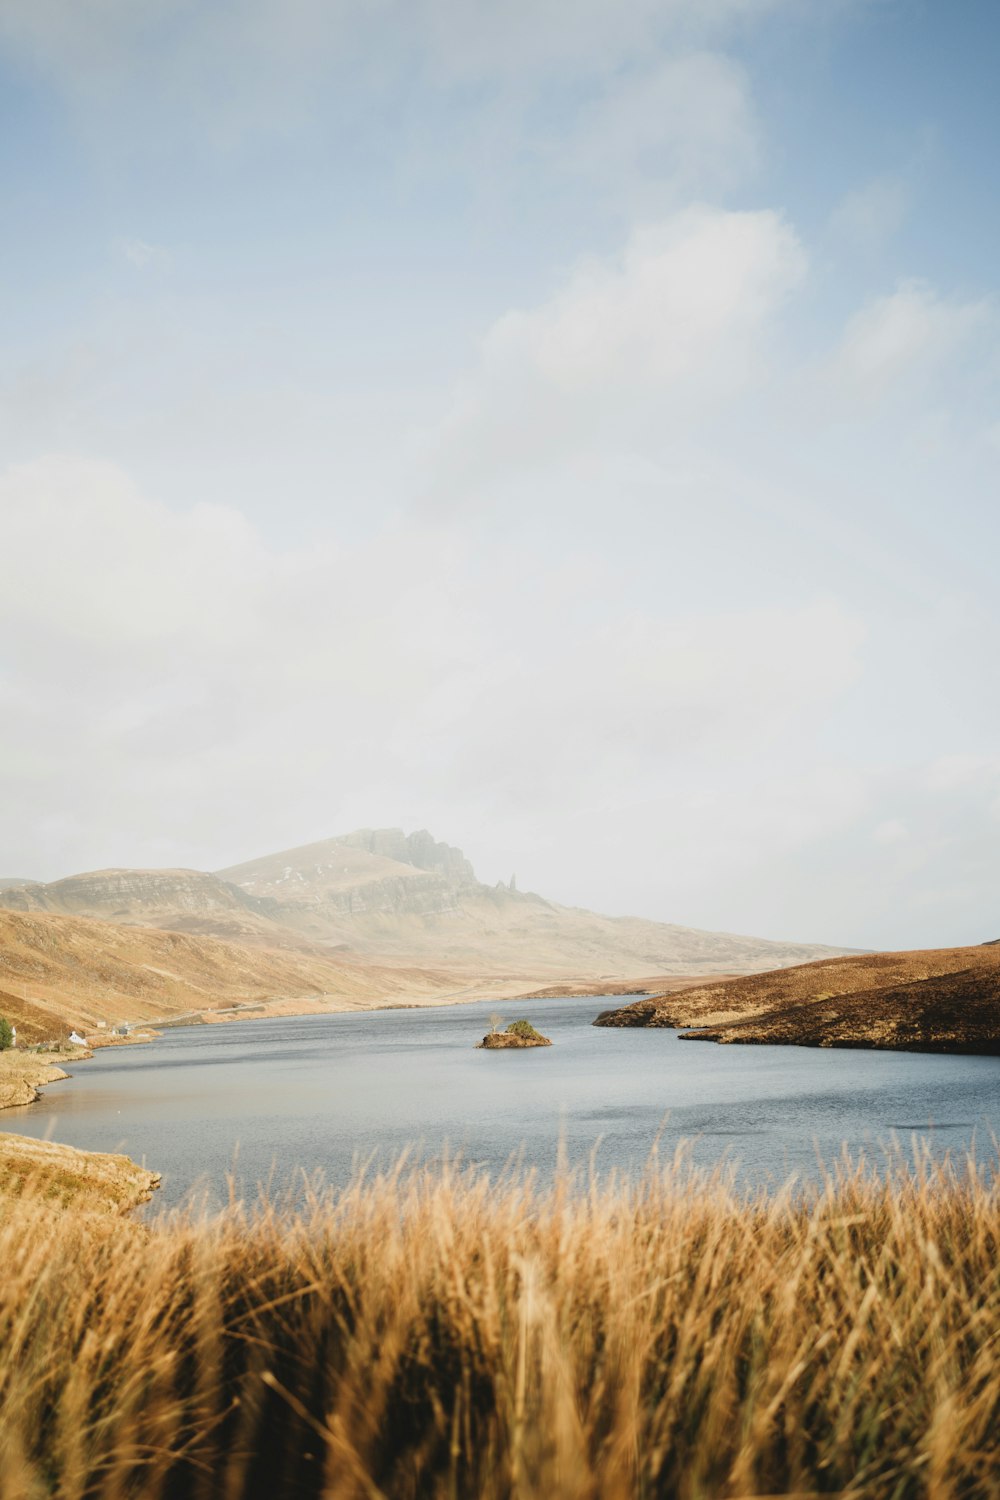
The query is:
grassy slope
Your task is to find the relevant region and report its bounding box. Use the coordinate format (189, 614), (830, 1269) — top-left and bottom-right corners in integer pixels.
(0, 908), (530, 1043)
(0, 909), (782, 1048)
(0, 1132), (159, 1214)
(0, 1155), (997, 1498)
(595, 943), (1000, 1053)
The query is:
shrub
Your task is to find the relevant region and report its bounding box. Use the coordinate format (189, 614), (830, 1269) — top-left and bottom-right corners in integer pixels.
(506, 1018), (544, 1040)
(0, 1017), (12, 1051)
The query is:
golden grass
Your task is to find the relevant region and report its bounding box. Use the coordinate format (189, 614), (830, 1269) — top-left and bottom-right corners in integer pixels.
(0, 1132), (160, 1215)
(1, 1147), (998, 1499)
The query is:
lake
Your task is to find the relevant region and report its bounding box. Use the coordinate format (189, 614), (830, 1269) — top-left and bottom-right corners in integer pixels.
(7, 996), (999, 1207)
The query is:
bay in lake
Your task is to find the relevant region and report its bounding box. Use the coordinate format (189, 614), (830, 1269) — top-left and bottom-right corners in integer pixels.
(7, 996), (999, 1207)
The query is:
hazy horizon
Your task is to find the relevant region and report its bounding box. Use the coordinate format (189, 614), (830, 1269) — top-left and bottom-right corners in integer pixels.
(2, 1), (998, 952)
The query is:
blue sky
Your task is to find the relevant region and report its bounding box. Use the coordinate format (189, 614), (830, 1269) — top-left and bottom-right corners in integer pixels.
(0, 0), (997, 948)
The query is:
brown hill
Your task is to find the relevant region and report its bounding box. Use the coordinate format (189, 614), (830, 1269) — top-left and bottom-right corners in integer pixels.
(594, 944), (1000, 1054)
(0, 908), (526, 1046)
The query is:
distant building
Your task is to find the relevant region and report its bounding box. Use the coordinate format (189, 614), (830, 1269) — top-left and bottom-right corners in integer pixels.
(68, 1031), (87, 1046)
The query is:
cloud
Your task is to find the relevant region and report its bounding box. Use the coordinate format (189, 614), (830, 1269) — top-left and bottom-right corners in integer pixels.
(829, 174), (910, 253)
(0, 0), (799, 171)
(0, 0), (787, 94)
(566, 52), (760, 203)
(826, 279), (992, 401)
(426, 206), (806, 501)
(0, 454), (864, 888)
(114, 237), (171, 269)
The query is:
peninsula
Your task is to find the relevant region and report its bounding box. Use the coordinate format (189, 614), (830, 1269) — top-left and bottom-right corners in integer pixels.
(595, 943), (1000, 1054)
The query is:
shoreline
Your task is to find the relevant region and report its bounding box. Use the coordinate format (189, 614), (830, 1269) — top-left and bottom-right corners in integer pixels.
(0, 1130), (160, 1213)
(0, 1050), (80, 1111)
(0, 980), (656, 1115)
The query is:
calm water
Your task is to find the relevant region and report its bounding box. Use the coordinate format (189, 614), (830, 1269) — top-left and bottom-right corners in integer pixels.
(7, 997), (999, 1206)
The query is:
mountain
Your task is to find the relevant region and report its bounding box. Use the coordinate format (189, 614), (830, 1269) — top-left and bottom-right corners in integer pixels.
(216, 829), (478, 936)
(1, 827), (849, 985)
(594, 944), (1000, 1054)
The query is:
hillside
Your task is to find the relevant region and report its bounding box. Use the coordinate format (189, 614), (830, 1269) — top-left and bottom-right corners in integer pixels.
(0, 908), (528, 1045)
(0, 868), (301, 948)
(594, 943), (1000, 1054)
(0, 828), (848, 981)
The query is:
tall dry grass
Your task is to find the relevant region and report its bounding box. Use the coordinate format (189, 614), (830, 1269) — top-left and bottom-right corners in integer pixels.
(1, 1147), (998, 1500)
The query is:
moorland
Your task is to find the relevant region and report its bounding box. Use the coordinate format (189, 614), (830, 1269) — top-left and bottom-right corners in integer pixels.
(596, 943), (1000, 1054)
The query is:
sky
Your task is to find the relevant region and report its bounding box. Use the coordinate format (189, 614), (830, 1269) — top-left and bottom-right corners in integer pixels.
(0, 0), (998, 950)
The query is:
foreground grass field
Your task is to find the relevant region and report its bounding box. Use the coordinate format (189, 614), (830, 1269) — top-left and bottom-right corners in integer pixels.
(1, 1149), (998, 1499)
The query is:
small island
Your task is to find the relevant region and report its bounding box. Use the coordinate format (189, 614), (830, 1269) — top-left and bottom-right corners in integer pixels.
(478, 1018), (552, 1049)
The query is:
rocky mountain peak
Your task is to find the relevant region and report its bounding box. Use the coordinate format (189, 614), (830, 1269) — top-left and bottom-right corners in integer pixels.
(331, 829), (476, 885)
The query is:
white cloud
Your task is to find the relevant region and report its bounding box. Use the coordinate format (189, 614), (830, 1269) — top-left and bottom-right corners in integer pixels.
(115, 236), (171, 269)
(873, 818), (908, 844)
(0, 0), (801, 173)
(0, 0), (789, 95)
(484, 208), (803, 388)
(827, 279), (992, 400)
(568, 52), (760, 202)
(0, 455), (865, 891)
(829, 174), (910, 253)
(427, 206), (806, 500)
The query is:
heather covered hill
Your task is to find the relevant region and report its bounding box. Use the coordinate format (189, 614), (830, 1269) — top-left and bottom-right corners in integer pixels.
(595, 944), (1000, 1054)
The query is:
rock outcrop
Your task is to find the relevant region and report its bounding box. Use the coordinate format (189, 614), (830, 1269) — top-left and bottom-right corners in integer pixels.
(331, 829), (476, 885)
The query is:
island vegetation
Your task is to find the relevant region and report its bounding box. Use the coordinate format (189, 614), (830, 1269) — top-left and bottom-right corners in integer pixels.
(479, 1017), (552, 1048)
(0, 1150), (997, 1498)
